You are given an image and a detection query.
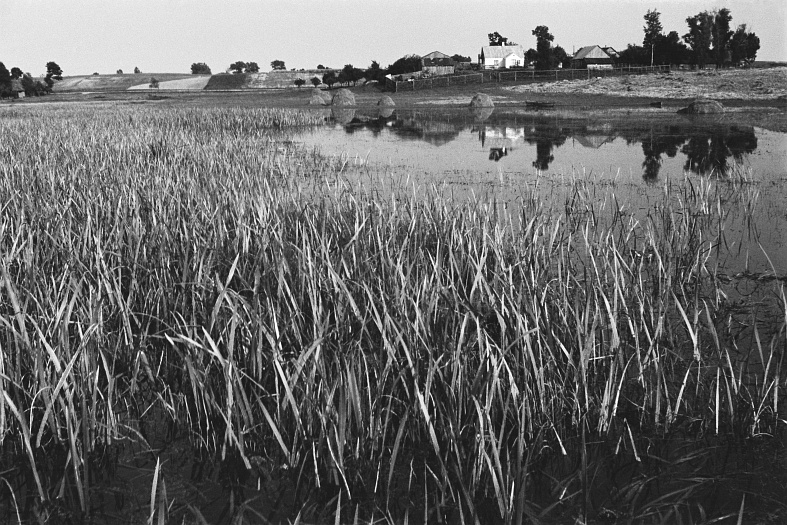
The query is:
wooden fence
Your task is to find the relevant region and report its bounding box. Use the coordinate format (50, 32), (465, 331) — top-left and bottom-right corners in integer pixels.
(388, 65), (670, 92)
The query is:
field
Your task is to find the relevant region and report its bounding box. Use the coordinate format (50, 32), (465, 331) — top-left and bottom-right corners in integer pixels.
(0, 91), (786, 524)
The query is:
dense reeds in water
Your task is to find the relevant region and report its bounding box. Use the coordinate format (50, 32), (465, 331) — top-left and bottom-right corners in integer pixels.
(0, 104), (785, 524)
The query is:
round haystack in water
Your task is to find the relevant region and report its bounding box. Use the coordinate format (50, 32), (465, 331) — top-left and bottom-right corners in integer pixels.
(469, 93), (494, 108)
(309, 94), (329, 106)
(378, 95), (395, 107)
(331, 108), (356, 125)
(332, 88), (356, 106)
(677, 99), (724, 114)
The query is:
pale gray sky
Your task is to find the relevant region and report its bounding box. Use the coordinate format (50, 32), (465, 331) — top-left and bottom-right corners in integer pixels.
(2, 0), (784, 76)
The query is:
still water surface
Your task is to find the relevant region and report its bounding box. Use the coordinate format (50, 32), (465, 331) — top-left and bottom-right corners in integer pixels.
(295, 108), (787, 182)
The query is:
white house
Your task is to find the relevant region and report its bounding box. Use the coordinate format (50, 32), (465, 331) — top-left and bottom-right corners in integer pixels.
(478, 45), (525, 69)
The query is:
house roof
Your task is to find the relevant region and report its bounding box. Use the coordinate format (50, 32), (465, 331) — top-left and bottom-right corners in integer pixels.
(422, 51), (451, 60)
(573, 46), (612, 60)
(10, 79), (24, 92)
(481, 45), (525, 59)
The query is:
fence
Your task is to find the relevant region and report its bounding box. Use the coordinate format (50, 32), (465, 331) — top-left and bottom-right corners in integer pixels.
(388, 65), (670, 92)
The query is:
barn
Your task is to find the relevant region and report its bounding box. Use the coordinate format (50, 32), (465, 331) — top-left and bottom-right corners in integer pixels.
(421, 51), (455, 76)
(478, 45), (525, 69)
(571, 46), (615, 69)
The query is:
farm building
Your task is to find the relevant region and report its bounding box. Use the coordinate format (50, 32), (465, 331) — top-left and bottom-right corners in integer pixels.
(478, 45), (525, 69)
(571, 45), (614, 69)
(421, 51), (455, 76)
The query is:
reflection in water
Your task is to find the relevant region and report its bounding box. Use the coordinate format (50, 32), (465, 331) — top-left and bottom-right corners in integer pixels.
(328, 109), (765, 180)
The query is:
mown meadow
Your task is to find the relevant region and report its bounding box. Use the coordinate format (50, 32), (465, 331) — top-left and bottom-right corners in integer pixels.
(0, 102), (785, 524)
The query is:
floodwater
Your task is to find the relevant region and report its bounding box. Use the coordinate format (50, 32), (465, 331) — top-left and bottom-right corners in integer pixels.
(295, 107), (787, 276)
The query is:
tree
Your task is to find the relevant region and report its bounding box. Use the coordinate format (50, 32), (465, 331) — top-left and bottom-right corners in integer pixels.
(0, 63), (11, 95)
(21, 74), (36, 96)
(294, 78), (305, 88)
(46, 61), (63, 80)
(730, 24), (760, 65)
(619, 44), (648, 65)
(712, 8), (733, 67)
(655, 31), (689, 65)
(10, 67), (23, 79)
(322, 71), (337, 89)
(684, 11), (714, 68)
(488, 32), (511, 46)
(311, 77), (321, 87)
(532, 26), (554, 70)
(191, 62), (211, 74)
(134, 67), (141, 74)
(643, 9), (664, 66)
(387, 55), (421, 76)
(149, 77), (159, 88)
(245, 62), (260, 73)
(524, 48), (538, 66)
(230, 61), (247, 74)
(451, 54), (471, 63)
(116, 69), (123, 75)
(271, 60), (286, 70)
(317, 64), (325, 69)
(365, 60), (384, 83)
(553, 45), (570, 69)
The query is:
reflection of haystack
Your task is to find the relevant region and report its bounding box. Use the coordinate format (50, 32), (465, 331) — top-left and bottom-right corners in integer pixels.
(469, 93), (494, 108)
(469, 106), (494, 121)
(677, 99), (724, 114)
(332, 108), (356, 125)
(332, 88), (356, 106)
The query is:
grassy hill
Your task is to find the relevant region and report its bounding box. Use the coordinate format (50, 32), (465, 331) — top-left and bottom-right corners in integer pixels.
(54, 73), (196, 92)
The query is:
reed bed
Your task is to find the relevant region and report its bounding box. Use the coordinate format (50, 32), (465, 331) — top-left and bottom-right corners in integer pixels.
(0, 104), (785, 524)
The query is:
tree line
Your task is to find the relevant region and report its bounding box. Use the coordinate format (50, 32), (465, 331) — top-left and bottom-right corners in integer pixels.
(0, 61), (63, 98)
(620, 8), (759, 67)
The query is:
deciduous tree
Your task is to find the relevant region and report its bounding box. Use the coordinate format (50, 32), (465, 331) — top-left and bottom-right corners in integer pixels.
(191, 62), (212, 74)
(488, 32), (512, 46)
(730, 24), (760, 65)
(271, 60), (286, 70)
(311, 77), (321, 87)
(116, 69), (123, 75)
(46, 61), (63, 80)
(134, 67), (141, 74)
(643, 9), (663, 66)
(294, 78), (305, 88)
(532, 26), (554, 70)
(322, 71), (337, 89)
(684, 11), (714, 68)
(712, 8), (733, 67)
(10, 67), (23, 79)
(245, 62), (260, 73)
(230, 61), (247, 74)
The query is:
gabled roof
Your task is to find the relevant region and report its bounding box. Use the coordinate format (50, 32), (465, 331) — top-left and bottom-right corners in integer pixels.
(422, 51), (451, 60)
(481, 45), (525, 59)
(574, 46), (612, 60)
(10, 79), (24, 92)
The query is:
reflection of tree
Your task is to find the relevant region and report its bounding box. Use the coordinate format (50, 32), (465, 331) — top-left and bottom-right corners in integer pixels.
(681, 127), (757, 175)
(641, 126), (685, 182)
(527, 133), (567, 171)
(489, 148), (508, 161)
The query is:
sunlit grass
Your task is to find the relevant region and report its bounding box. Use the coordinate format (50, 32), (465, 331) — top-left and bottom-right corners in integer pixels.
(0, 103), (784, 524)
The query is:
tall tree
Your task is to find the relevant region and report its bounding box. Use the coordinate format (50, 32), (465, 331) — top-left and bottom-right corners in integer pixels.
(0, 62), (11, 94)
(712, 8), (733, 67)
(322, 71), (337, 89)
(230, 61), (247, 74)
(643, 9), (664, 66)
(729, 24), (760, 65)
(270, 60), (286, 70)
(532, 26), (554, 70)
(655, 31), (689, 65)
(684, 11), (714, 68)
(245, 62), (260, 73)
(365, 61), (383, 83)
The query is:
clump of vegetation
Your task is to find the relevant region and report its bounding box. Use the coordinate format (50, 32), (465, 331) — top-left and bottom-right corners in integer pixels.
(0, 104), (784, 524)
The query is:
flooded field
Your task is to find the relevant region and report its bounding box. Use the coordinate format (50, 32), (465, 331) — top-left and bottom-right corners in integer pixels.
(1, 103), (786, 524)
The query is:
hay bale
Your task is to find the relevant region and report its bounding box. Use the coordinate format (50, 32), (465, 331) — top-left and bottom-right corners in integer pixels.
(332, 88), (356, 106)
(309, 94), (329, 106)
(677, 99), (724, 114)
(377, 95), (395, 107)
(469, 93), (494, 108)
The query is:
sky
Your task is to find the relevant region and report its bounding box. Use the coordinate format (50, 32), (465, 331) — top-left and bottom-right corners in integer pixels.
(1, 0), (785, 76)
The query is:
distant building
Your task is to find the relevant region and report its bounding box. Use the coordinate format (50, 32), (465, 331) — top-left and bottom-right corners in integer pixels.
(421, 51), (455, 76)
(478, 45), (525, 69)
(572, 46), (614, 69)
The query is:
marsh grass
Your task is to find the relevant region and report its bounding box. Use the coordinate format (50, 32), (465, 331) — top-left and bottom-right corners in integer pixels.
(0, 104), (785, 524)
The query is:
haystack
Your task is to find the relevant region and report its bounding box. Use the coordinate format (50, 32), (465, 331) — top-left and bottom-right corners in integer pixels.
(309, 94), (329, 106)
(469, 93), (494, 108)
(332, 88), (356, 106)
(377, 95), (395, 107)
(677, 99), (724, 115)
